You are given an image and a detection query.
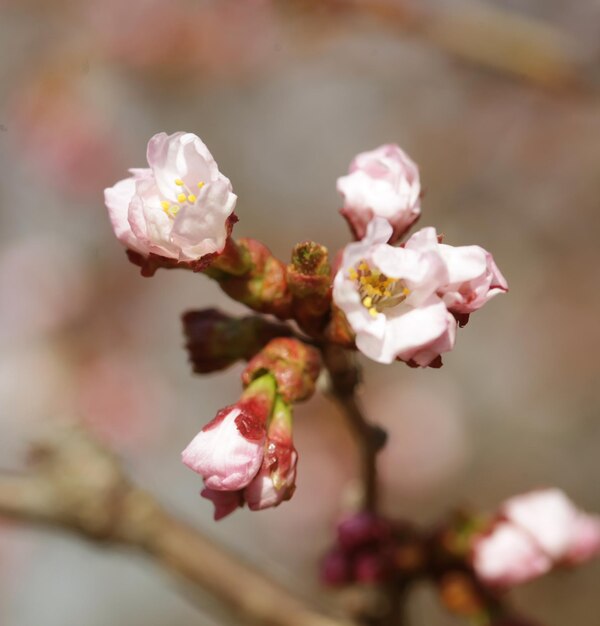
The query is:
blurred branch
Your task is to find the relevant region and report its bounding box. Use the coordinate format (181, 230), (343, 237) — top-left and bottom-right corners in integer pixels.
(0, 425), (354, 626)
(316, 0), (587, 90)
(321, 346), (385, 514)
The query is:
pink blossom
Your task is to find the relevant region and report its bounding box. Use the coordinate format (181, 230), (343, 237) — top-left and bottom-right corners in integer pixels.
(245, 449), (297, 511)
(337, 144), (421, 243)
(503, 489), (600, 565)
(104, 132), (237, 262)
(245, 399), (297, 511)
(182, 405), (266, 491)
(332, 218), (456, 365)
(473, 489), (600, 588)
(472, 522), (553, 588)
(404, 228), (507, 316)
(437, 244), (508, 314)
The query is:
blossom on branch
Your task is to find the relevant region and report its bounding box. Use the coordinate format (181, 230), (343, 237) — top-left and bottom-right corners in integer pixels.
(472, 489), (600, 588)
(337, 144), (421, 243)
(182, 405), (267, 491)
(105, 131), (237, 263)
(332, 218), (456, 366)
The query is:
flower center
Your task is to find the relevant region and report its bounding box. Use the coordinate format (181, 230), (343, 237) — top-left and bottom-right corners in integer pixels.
(349, 259), (410, 317)
(161, 178), (205, 218)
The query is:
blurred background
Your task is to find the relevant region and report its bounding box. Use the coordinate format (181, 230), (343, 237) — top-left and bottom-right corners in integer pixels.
(1, 1), (599, 624)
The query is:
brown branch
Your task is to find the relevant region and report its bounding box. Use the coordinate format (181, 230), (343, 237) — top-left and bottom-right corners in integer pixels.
(0, 425), (354, 626)
(321, 346), (385, 513)
(303, 0), (589, 91)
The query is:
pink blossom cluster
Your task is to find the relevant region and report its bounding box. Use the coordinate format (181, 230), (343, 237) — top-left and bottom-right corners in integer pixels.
(333, 144), (507, 366)
(472, 489), (600, 588)
(181, 399), (297, 520)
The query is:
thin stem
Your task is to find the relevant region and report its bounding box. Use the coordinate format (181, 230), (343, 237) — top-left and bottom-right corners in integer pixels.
(321, 345), (385, 513)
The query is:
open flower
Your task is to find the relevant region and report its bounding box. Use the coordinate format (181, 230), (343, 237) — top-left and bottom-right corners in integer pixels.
(332, 218), (456, 366)
(182, 405), (266, 491)
(437, 244), (508, 314)
(404, 228), (507, 316)
(337, 144), (421, 243)
(104, 131), (237, 262)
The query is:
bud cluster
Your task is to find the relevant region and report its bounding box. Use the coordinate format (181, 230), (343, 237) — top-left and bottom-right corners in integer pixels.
(321, 512), (422, 586)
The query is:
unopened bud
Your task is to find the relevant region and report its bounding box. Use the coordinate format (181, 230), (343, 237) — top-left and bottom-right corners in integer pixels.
(183, 308), (291, 373)
(242, 338), (321, 403)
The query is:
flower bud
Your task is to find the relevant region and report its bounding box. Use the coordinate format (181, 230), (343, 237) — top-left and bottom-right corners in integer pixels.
(337, 512), (392, 551)
(287, 241), (332, 335)
(182, 308), (291, 373)
(242, 338), (321, 404)
(320, 549), (352, 586)
(181, 374), (276, 491)
(337, 144), (421, 243)
(245, 397), (297, 511)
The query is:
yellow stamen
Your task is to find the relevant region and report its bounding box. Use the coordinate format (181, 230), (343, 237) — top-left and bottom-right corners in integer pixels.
(177, 193), (187, 203)
(362, 296), (373, 308)
(402, 287), (411, 296)
(197, 181), (205, 189)
(175, 179), (184, 186)
(369, 307), (378, 317)
(161, 200), (170, 211)
(170, 205), (180, 216)
(187, 194), (197, 203)
(348, 268), (358, 281)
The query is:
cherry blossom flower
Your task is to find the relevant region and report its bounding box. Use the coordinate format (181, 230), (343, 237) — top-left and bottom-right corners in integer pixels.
(105, 131), (237, 262)
(182, 405), (266, 491)
(472, 522), (553, 587)
(502, 489), (600, 566)
(244, 398), (297, 511)
(472, 489), (600, 588)
(403, 227), (507, 316)
(437, 244), (508, 314)
(337, 144), (421, 243)
(332, 218), (456, 366)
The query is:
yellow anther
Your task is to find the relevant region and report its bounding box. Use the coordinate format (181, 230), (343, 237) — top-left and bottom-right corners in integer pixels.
(197, 181), (205, 189)
(175, 179), (184, 186)
(348, 268), (358, 281)
(402, 287), (411, 296)
(187, 194), (197, 203)
(177, 193), (187, 203)
(161, 200), (171, 211)
(369, 307), (378, 317)
(170, 205), (180, 216)
(362, 296), (373, 308)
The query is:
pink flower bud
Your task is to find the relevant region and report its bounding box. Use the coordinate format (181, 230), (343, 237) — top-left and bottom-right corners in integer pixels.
(182, 405), (266, 491)
(472, 522), (553, 588)
(337, 144), (421, 243)
(104, 132), (236, 263)
(244, 398), (297, 511)
(332, 218), (456, 366)
(473, 489), (600, 588)
(502, 489), (600, 565)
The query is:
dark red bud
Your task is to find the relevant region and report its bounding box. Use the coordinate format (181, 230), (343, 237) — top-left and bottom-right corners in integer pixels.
(337, 512), (392, 551)
(320, 549), (352, 586)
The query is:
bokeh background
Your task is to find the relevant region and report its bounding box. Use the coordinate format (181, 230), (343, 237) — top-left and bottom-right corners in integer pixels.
(1, 1), (599, 624)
